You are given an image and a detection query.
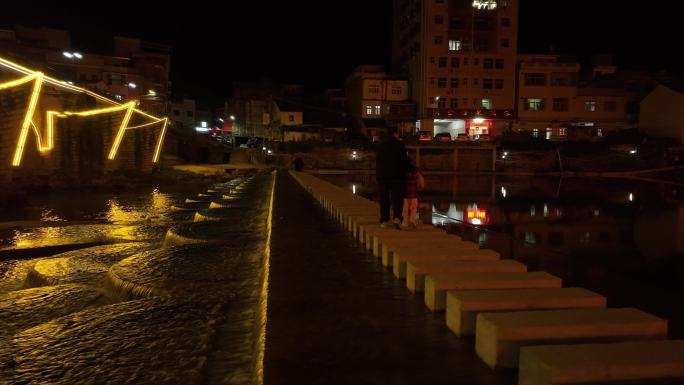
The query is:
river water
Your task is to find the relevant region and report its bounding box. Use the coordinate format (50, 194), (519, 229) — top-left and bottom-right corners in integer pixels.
(321, 173), (684, 338)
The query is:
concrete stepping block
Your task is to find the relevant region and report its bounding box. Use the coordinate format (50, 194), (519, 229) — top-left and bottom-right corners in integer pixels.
(425, 272), (561, 312)
(379, 236), (471, 264)
(476, 308), (668, 369)
(518, 340), (684, 385)
(364, 226), (444, 252)
(391, 244), (496, 274)
(407, 259), (526, 293)
(446, 288), (606, 337)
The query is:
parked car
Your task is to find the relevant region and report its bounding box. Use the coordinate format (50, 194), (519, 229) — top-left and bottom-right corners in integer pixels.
(417, 130), (433, 142)
(435, 133), (452, 142)
(456, 134), (470, 141)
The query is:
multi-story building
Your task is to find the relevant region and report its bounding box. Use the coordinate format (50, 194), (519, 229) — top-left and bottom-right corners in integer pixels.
(345, 65), (414, 138)
(516, 54), (628, 140)
(392, 0), (518, 139)
(0, 25), (171, 117)
(169, 98), (197, 131)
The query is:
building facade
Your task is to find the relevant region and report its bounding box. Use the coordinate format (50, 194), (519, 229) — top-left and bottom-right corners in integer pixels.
(515, 54), (628, 140)
(392, 0), (518, 139)
(0, 26), (171, 117)
(345, 65), (414, 138)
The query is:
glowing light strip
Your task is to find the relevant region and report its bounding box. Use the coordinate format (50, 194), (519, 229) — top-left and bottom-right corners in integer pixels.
(11, 73), (43, 166)
(107, 102), (136, 160)
(256, 172), (276, 385)
(0, 55), (168, 165)
(152, 118), (168, 163)
(0, 56), (162, 121)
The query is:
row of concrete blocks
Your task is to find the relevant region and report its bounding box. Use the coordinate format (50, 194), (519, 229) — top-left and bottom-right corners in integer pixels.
(290, 171), (684, 385)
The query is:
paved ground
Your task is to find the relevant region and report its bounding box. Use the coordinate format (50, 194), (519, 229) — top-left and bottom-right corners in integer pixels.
(264, 172), (515, 385)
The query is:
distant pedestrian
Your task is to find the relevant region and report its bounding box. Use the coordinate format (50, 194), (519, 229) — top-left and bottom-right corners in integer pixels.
(375, 126), (410, 229)
(402, 160), (424, 229)
(293, 156), (304, 171)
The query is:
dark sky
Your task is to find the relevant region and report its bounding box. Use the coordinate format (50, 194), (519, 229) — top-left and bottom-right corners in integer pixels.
(3, 1), (683, 108)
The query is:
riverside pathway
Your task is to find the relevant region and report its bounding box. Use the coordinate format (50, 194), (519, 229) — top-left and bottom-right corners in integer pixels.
(263, 171), (514, 385)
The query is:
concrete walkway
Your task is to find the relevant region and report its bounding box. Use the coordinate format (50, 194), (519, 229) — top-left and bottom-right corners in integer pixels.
(263, 171), (514, 385)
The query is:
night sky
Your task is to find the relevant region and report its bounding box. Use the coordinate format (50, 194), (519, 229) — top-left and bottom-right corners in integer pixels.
(2, 1), (682, 108)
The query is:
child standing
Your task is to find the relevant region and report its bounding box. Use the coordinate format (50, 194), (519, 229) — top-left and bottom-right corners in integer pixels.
(403, 161), (423, 229)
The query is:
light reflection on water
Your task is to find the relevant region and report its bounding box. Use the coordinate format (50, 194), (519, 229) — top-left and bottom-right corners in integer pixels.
(322, 173), (684, 337)
(1, 187), (196, 250)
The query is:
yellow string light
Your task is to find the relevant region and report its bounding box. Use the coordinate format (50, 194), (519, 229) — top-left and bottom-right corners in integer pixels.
(0, 55), (168, 166)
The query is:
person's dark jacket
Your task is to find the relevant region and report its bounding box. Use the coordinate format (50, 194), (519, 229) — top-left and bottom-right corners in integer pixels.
(375, 135), (409, 182)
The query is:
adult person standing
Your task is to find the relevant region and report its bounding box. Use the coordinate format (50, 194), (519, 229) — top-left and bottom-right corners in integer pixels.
(375, 126), (410, 229)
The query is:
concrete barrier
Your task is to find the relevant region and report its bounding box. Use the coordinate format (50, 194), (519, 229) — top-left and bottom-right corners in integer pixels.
(476, 308), (668, 369)
(393, 248), (501, 279)
(446, 288), (606, 337)
(518, 340), (684, 385)
(379, 237), (477, 266)
(406, 260), (526, 293)
(424, 272), (562, 312)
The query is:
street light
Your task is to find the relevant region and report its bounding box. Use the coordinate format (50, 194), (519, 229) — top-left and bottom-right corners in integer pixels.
(230, 115), (236, 121)
(128, 82), (137, 89)
(62, 51), (83, 60)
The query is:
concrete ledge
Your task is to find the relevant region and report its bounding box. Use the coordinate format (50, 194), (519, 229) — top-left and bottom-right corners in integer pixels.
(476, 308), (668, 369)
(407, 260), (526, 293)
(446, 288), (606, 337)
(519, 340), (684, 385)
(424, 272), (561, 312)
(393, 249), (501, 279)
(380, 237), (474, 265)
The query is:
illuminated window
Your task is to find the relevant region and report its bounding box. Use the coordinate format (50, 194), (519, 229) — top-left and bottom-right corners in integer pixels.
(449, 40), (462, 51)
(524, 73), (546, 86)
(532, 128), (539, 138)
(524, 98), (544, 111)
(597, 128), (603, 137)
(482, 99), (492, 109)
(375, 105), (381, 115)
(366, 105), (373, 115)
(552, 98), (569, 111)
(585, 101), (597, 112)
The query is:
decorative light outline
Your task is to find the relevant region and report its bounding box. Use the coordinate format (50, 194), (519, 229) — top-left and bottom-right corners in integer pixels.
(0, 56), (168, 166)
